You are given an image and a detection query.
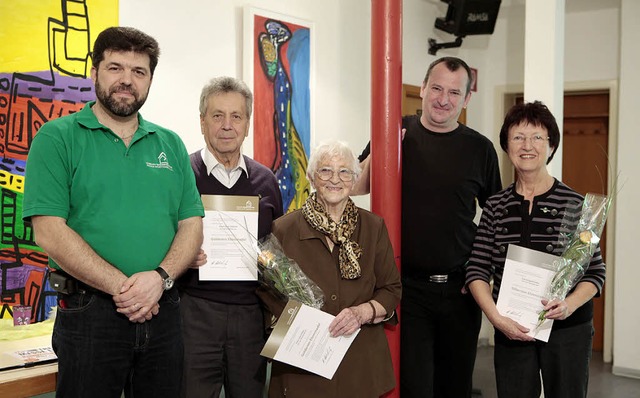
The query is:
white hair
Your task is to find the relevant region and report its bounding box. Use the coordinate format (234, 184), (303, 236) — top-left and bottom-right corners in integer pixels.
(306, 140), (361, 182)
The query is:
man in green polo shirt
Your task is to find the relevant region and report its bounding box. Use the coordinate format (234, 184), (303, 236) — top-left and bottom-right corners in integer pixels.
(22, 27), (204, 398)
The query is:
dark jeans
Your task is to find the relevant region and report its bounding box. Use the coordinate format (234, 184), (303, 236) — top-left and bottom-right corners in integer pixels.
(180, 294), (266, 398)
(495, 320), (594, 398)
(400, 275), (482, 398)
(53, 288), (183, 398)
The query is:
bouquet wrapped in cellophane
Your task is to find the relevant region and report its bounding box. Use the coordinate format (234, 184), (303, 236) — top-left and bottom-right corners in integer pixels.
(537, 192), (613, 325)
(217, 212), (324, 309)
(255, 233), (324, 309)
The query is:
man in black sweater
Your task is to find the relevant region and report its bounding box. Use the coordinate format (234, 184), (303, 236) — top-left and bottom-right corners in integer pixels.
(355, 57), (502, 398)
(179, 77), (283, 398)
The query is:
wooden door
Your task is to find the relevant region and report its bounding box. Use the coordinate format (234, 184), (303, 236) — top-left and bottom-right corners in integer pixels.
(562, 92), (609, 352)
(402, 84), (422, 116)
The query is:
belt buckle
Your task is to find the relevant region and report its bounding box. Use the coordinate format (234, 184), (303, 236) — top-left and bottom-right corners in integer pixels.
(429, 274), (448, 283)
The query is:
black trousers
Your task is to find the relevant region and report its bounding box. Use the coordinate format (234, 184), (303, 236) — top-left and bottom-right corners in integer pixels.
(54, 289), (183, 398)
(400, 276), (482, 398)
(180, 294), (266, 398)
(495, 321), (594, 398)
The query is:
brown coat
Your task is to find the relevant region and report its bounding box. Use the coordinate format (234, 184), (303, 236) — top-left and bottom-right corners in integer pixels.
(263, 208), (402, 398)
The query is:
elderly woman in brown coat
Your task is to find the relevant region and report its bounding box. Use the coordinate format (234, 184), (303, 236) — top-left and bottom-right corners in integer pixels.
(262, 140), (401, 397)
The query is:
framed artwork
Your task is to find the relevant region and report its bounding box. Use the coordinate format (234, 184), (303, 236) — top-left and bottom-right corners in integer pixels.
(0, 0), (117, 323)
(243, 6), (313, 214)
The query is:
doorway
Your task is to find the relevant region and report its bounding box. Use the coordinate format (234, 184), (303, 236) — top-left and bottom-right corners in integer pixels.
(562, 92), (609, 351)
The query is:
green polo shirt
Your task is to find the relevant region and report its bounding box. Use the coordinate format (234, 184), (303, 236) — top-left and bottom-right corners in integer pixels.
(23, 102), (204, 276)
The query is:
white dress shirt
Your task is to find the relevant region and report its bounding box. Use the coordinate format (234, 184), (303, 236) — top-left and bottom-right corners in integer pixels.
(201, 148), (248, 189)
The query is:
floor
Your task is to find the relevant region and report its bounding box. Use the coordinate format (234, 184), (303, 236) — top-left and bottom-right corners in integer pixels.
(472, 346), (640, 398)
(33, 347), (640, 397)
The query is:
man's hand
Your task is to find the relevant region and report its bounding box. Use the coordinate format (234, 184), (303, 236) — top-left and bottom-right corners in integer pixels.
(113, 271), (164, 322)
(188, 249), (207, 269)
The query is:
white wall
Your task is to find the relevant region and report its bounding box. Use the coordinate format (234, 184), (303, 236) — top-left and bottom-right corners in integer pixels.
(402, 0), (440, 85)
(613, 0), (640, 379)
(453, 0), (621, 149)
(120, 0), (372, 208)
(565, 1), (619, 83)
(120, 0), (371, 155)
(119, 0), (639, 376)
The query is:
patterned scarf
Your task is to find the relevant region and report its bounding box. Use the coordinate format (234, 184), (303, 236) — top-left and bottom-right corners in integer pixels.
(302, 192), (362, 279)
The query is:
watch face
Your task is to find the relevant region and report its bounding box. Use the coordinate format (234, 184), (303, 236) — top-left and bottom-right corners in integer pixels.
(164, 278), (174, 290)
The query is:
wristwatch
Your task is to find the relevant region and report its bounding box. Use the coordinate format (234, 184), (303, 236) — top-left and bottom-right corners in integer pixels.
(154, 267), (174, 291)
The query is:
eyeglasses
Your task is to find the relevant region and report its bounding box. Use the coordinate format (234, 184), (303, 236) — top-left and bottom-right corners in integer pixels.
(510, 134), (549, 145)
(315, 167), (356, 182)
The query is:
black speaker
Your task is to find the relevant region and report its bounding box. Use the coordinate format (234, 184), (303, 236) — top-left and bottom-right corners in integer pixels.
(435, 0), (502, 37)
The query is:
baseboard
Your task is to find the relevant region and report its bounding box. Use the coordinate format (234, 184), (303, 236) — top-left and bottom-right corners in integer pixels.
(612, 365), (640, 379)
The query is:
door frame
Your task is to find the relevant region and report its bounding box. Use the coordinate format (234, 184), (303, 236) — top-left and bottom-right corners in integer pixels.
(495, 80), (618, 363)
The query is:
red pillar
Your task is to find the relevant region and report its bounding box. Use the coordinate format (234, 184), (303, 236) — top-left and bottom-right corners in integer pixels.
(371, 1), (402, 397)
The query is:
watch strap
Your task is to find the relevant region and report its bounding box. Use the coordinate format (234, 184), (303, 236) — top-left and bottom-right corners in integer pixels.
(154, 267), (174, 290)
(154, 266), (171, 280)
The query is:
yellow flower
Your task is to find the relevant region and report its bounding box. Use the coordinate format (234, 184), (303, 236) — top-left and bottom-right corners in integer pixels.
(579, 230), (592, 244)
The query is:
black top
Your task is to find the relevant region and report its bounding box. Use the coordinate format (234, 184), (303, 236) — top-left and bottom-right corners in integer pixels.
(359, 115), (502, 277)
(178, 151), (284, 305)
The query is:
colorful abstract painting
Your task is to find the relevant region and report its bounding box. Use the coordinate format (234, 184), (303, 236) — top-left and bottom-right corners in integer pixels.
(245, 7), (312, 214)
(0, 0), (117, 323)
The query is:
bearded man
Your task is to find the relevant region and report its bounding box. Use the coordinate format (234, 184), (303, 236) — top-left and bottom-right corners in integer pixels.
(23, 26), (204, 398)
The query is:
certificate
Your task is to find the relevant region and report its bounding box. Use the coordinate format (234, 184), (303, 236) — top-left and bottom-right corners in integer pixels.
(261, 300), (360, 379)
(0, 335), (57, 371)
(200, 195), (259, 281)
(496, 245), (559, 342)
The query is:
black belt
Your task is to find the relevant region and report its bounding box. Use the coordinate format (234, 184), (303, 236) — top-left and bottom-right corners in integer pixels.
(428, 274), (449, 283)
(48, 270), (105, 295)
(405, 268), (465, 284)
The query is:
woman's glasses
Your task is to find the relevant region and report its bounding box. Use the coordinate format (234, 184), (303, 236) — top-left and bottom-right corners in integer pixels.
(510, 134), (549, 145)
(315, 167), (356, 182)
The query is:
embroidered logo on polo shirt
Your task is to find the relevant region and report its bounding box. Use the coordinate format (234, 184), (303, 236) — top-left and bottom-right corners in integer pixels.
(146, 152), (173, 171)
